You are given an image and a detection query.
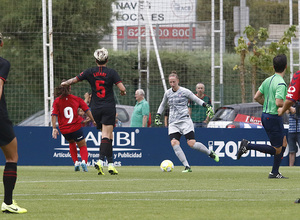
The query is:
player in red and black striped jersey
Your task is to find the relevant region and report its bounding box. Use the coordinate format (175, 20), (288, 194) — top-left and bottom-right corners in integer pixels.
(61, 48), (126, 175)
(0, 33), (27, 213)
(51, 82), (96, 172)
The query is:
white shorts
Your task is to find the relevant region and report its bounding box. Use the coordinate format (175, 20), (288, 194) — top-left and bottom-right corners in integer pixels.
(168, 118), (194, 135)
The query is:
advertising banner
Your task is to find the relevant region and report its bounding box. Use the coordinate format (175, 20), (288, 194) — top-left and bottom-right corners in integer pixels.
(114, 0), (196, 26)
(0, 127), (293, 166)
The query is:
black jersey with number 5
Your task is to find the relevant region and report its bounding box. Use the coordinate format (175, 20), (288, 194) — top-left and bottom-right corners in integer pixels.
(0, 57), (10, 119)
(76, 66), (122, 110)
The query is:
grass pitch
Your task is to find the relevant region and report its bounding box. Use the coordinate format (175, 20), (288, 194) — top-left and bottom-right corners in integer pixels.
(1, 166), (300, 220)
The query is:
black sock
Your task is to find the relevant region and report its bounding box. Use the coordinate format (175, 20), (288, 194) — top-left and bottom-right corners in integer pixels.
(107, 139), (113, 163)
(3, 162), (17, 205)
(247, 143), (276, 155)
(100, 138), (110, 161)
(271, 147), (286, 174)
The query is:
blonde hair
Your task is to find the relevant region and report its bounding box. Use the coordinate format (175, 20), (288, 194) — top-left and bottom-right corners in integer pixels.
(169, 70), (178, 79)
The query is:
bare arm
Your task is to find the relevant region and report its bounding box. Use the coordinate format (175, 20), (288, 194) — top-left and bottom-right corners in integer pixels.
(275, 98), (284, 108)
(84, 92), (90, 104)
(0, 79), (4, 100)
(254, 90), (264, 105)
(142, 115), (148, 127)
(51, 115), (59, 139)
(61, 77), (79, 86)
(85, 109), (97, 127)
(278, 99), (295, 116)
(204, 114), (210, 123)
(117, 82), (126, 96)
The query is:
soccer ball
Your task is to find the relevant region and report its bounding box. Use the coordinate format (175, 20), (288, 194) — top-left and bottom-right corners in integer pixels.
(160, 160), (174, 172)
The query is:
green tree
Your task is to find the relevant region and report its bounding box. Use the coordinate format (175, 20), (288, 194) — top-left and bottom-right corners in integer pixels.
(235, 25), (296, 103)
(0, 0), (115, 123)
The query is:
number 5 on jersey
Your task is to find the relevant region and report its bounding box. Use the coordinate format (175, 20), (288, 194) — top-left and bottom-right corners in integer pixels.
(96, 80), (105, 98)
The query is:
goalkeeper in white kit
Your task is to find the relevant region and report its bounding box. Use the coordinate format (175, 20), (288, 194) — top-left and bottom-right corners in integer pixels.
(155, 71), (219, 172)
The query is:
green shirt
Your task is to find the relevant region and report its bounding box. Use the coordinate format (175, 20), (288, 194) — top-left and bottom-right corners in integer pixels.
(258, 73), (287, 115)
(130, 99), (150, 127)
(189, 94), (211, 122)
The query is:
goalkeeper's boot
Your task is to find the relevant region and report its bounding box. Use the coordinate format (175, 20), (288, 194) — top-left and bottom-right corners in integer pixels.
(209, 151), (219, 162)
(94, 160), (105, 175)
(74, 161), (80, 172)
(182, 166), (192, 173)
(237, 139), (249, 160)
(81, 160), (88, 172)
(108, 164), (118, 175)
(1, 200), (27, 214)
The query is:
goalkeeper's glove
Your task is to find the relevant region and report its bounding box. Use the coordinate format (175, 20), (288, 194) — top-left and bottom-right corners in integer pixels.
(155, 113), (162, 126)
(205, 104), (214, 119)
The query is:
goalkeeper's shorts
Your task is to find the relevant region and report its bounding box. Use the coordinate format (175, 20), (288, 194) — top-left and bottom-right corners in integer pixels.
(168, 117), (194, 136)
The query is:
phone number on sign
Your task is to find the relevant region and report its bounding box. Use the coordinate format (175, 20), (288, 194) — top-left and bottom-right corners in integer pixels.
(117, 26), (196, 39)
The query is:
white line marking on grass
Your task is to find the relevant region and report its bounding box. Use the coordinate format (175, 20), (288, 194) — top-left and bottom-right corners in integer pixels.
(16, 179), (186, 184)
(11, 188), (296, 197)
(21, 198), (94, 201)
(103, 198), (293, 202)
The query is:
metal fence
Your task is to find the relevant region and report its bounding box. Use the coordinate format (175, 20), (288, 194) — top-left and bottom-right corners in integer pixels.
(0, 0), (299, 125)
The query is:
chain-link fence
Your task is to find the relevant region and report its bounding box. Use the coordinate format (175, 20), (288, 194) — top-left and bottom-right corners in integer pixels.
(0, 0), (298, 125)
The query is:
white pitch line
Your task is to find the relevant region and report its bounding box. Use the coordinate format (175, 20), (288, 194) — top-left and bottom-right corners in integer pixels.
(16, 178), (186, 183)
(102, 198), (293, 202)
(4, 197), (294, 202)
(9, 188), (297, 197)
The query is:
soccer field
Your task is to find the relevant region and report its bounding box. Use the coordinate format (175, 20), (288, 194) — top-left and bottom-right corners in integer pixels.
(1, 166), (300, 220)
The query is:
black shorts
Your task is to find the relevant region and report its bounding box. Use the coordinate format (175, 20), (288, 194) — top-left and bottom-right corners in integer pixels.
(261, 113), (285, 148)
(169, 131), (195, 141)
(92, 107), (116, 129)
(0, 117), (16, 146)
(63, 128), (85, 142)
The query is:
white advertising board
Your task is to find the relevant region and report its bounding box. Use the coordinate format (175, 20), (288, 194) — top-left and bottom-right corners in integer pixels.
(114, 0), (196, 26)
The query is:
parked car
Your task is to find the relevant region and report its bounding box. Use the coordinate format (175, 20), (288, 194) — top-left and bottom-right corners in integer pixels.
(17, 104), (134, 127)
(207, 102), (289, 129)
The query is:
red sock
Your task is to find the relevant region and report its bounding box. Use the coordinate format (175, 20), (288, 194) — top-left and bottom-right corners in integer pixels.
(69, 142), (78, 163)
(79, 146), (88, 162)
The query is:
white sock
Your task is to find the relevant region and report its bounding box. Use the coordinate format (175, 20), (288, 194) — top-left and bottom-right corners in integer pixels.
(191, 142), (210, 155)
(173, 145), (189, 167)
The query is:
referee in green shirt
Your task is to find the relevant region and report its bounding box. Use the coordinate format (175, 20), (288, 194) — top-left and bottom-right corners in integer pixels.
(237, 54), (288, 179)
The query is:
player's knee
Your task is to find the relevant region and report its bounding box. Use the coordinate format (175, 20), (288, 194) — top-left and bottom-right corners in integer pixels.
(171, 139), (179, 147)
(4, 151), (18, 163)
(274, 146), (282, 155)
(77, 139), (86, 147)
(187, 139), (196, 148)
